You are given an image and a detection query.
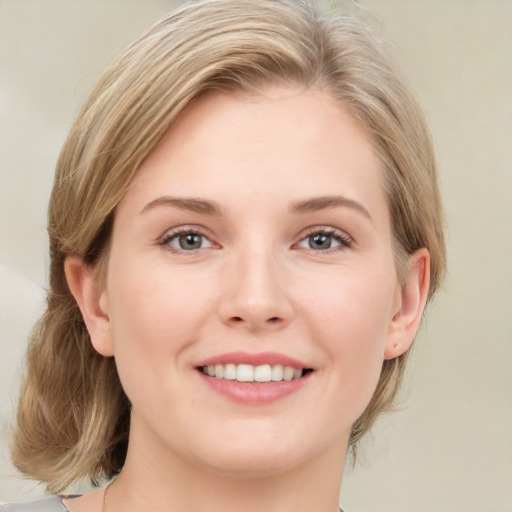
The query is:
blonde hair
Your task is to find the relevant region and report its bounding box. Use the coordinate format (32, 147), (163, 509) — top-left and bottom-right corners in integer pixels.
(12, 0), (446, 492)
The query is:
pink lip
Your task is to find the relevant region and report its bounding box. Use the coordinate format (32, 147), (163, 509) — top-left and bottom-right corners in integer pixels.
(195, 351), (309, 369)
(197, 371), (311, 405)
(195, 351), (312, 405)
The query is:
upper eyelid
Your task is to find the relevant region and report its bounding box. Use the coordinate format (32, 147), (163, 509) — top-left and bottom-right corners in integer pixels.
(296, 225), (353, 241)
(159, 224), (214, 241)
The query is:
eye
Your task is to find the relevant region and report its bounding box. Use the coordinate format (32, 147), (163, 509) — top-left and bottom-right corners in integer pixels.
(296, 228), (352, 252)
(161, 228), (215, 253)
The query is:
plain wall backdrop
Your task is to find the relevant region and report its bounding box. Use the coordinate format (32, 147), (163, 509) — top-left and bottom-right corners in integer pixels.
(1, 1), (511, 511)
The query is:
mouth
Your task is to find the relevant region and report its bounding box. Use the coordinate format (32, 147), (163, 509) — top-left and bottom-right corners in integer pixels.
(194, 352), (314, 404)
(198, 363), (313, 383)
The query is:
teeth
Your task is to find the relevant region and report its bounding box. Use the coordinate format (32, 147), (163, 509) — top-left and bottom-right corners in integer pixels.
(224, 363), (236, 380)
(201, 363), (305, 382)
(237, 364), (254, 382)
(215, 364), (224, 379)
(283, 366), (295, 381)
(271, 364), (284, 381)
(254, 364), (272, 382)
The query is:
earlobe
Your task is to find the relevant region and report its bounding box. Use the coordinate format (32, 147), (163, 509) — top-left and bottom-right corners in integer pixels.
(385, 248), (430, 360)
(64, 256), (114, 357)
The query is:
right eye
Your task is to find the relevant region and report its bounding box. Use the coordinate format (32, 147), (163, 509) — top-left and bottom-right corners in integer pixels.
(161, 228), (215, 253)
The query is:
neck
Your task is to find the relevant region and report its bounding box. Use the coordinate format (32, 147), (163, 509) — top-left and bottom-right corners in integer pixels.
(108, 421), (347, 512)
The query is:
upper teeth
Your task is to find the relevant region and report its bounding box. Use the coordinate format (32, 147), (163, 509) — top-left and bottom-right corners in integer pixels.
(201, 363), (303, 382)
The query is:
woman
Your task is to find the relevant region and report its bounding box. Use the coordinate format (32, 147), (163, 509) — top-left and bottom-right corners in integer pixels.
(4, 0), (445, 511)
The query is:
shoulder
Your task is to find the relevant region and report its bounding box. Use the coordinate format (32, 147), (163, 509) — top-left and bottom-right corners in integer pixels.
(0, 496), (69, 512)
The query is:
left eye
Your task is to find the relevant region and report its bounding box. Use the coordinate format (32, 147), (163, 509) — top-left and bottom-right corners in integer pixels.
(296, 230), (350, 251)
(165, 231), (214, 251)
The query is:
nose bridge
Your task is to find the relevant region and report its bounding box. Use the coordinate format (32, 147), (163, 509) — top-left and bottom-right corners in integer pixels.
(220, 238), (292, 330)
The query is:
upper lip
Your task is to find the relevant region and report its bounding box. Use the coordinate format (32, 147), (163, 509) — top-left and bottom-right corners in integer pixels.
(195, 351), (310, 369)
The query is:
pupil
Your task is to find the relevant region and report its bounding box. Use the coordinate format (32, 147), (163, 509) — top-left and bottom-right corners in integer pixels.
(179, 234), (201, 249)
(310, 233), (331, 250)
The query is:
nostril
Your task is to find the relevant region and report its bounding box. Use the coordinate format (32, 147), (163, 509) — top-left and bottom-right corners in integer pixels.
(225, 315), (287, 329)
(229, 316), (281, 324)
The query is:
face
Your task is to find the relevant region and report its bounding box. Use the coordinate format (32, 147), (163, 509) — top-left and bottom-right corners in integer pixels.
(92, 86), (409, 476)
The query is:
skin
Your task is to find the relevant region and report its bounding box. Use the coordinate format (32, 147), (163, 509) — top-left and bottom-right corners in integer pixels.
(65, 85), (429, 512)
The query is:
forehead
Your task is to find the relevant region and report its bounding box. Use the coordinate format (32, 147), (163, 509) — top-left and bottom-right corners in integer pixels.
(118, 85), (387, 224)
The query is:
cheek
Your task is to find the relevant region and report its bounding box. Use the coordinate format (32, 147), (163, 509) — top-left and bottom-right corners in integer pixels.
(302, 260), (395, 339)
(298, 263), (396, 401)
(105, 259), (214, 388)
(110, 252), (212, 329)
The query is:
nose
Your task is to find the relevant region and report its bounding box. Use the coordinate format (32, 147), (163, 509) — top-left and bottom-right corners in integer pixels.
(218, 246), (294, 332)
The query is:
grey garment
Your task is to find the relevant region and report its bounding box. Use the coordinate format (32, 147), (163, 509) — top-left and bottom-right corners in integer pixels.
(0, 496), (69, 512)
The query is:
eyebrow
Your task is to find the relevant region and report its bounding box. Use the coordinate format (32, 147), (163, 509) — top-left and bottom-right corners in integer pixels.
(289, 195), (372, 220)
(140, 196), (223, 216)
(141, 194), (371, 220)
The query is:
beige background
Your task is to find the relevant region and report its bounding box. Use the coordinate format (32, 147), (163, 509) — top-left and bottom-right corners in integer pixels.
(1, 1), (511, 511)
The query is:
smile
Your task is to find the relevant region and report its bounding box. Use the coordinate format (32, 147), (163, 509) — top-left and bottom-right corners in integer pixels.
(195, 352), (313, 404)
(199, 363), (309, 382)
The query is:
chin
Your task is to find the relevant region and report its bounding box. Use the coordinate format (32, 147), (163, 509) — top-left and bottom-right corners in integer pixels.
(195, 446), (306, 479)
(184, 423), (338, 478)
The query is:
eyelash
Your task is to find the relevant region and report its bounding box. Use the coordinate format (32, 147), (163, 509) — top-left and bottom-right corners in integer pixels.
(159, 226), (353, 254)
(159, 226), (216, 254)
(295, 226), (353, 253)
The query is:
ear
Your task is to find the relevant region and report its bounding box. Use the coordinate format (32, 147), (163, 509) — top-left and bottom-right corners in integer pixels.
(384, 248), (430, 360)
(64, 256), (114, 357)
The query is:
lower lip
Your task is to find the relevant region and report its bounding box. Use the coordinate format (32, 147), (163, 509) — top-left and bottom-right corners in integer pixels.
(197, 371), (311, 405)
